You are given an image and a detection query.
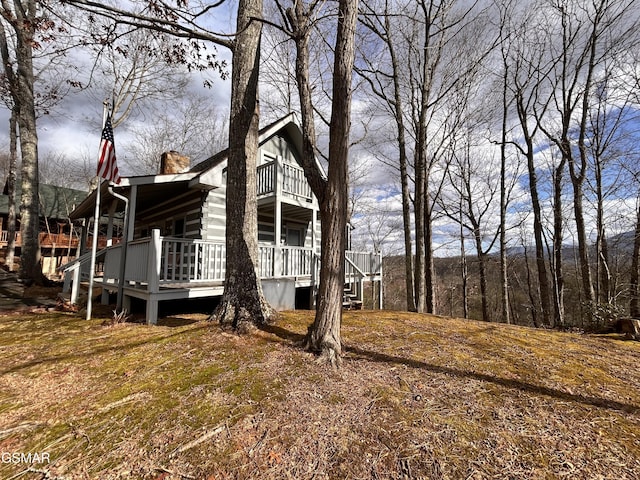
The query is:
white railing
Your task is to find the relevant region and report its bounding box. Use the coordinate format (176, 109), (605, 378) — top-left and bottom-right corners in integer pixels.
(257, 161), (275, 195)
(258, 245), (315, 277)
(282, 163), (313, 199)
(103, 244), (122, 283)
(60, 246), (109, 303)
(346, 251), (382, 275)
(60, 229), (380, 304)
(258, 246), (275, 277)
(282, 246), (314, 276)
(257, 160), (313, 201)
(160, 237), (226, 283)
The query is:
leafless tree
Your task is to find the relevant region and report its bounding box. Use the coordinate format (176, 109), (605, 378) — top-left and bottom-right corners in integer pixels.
(65, 0), (275, 329)
(277, 0), (359, 366)
(498, 0), (556, 326)
(537, 0), (639, 310)
(124, 94), (228, 175)
(0, 0), (44, 283)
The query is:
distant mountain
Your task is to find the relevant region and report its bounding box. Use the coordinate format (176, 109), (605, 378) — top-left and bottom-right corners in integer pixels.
(500, 230), (636, 259)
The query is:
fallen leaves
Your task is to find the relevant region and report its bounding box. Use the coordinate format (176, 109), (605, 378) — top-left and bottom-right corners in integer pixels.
(0, 310), (638, 479)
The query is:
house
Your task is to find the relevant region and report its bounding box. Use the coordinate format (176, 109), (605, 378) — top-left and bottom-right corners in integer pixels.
(61, 113), (382, 324)
(0, 183), (94, 276)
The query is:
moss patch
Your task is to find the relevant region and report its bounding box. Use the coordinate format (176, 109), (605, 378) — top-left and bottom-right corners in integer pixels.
(0, 310), (639, 479)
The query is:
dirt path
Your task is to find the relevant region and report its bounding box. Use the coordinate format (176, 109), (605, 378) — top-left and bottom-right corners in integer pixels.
(0, 269), (58, 313)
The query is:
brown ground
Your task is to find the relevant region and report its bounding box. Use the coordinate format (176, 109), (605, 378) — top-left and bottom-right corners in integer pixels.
(0, 307), (639, 479)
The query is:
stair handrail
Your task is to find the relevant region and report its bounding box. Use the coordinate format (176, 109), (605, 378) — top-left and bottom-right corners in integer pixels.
(59, 246), (111, 274)
(60, 246), (112, 304)
(345, 254), (366, 277)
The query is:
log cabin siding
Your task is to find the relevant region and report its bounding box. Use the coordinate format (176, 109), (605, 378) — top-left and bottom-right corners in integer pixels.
(202, 186), (227, 243)
(134, 191), (204, 239)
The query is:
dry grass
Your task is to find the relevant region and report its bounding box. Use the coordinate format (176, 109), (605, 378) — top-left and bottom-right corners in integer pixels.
(0, 309), (639, 479)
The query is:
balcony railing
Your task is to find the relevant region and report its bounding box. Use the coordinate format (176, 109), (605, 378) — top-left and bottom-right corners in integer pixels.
(257, 161), (313, 201)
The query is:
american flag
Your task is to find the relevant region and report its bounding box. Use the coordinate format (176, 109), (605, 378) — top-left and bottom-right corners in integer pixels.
(97, 114), (121, 184)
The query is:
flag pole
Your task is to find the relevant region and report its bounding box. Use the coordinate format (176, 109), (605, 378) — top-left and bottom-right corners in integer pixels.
(86, 101), (110, 320)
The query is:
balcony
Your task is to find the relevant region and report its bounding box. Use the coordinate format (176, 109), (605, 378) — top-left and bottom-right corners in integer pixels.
(257, 160), (313, 201)
(0, 231), (117, 250)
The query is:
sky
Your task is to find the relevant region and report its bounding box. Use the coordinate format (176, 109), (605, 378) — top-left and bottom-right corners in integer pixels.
(3, 0), (640, 259)
(0, 0), (236, 174)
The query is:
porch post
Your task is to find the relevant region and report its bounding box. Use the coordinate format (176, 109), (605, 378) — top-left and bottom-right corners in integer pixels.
(71, 265), (80, 304)
(274, 157), (283, 277)
(79, 218), (88, 255)
(148, 229), (161, 293)
(146, 228), (162, 325)
(379, 254), (383, 310)
(126, 185), (137, 242)
(274, 199), (282, 277)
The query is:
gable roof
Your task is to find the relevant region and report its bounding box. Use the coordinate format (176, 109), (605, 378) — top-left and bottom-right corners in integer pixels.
(68, 112), (322, 221)
(190, 112), (308, 174)
(0, 183), (88, 220)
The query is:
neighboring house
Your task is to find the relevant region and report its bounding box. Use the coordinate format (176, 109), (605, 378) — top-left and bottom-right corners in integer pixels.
(62, 113), (382, 324)
(0, 183), (90, 276)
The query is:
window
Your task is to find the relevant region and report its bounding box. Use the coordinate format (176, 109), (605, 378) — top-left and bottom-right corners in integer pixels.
(282, 225), (303, 246)
(173, 218), (185, 237)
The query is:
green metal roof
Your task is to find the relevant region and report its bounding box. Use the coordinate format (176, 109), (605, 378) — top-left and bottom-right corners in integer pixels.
(0, 183), (88, 220)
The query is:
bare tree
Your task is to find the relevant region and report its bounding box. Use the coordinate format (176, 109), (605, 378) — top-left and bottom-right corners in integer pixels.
(65, 0), (275, 329)
(537, 0), (638, 309)
(277, 0), (359, 365)
(584, 64), (639, 307)
(358, 0), (417, 311)
(211, 0), (277, 329)
(124, 94), (228, 175)
(499, 0), (555, 326)
(445, 134), (502, 322)
(0, 0), (44, 284)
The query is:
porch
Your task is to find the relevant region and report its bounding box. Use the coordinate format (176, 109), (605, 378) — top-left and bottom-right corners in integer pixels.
(61, 229), (382, 324)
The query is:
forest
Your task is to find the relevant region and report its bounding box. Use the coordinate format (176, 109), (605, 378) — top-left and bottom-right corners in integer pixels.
(1, 0), (640, 334)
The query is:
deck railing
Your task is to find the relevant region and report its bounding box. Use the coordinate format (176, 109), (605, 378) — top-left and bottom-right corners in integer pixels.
(160, 237), (226, 283)
(1, 230), (116, 249)
(61, 229), (382, 304)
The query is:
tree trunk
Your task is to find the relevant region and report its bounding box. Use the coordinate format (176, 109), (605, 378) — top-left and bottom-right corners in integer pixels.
(460, 211), (468, 319)
(211, 0), (275, 330)
(400, 153), (416, 312)
(305, 0), (358, 367)
(630, 197), (640, 318)
(13, 3), (43, 285)
(424, 193), (435, 313)
(570, 179), (595, 304)
(595, 158), (611, 304)
(523, 242), (539, 328)
(473, 227), (490, 323)
(389, 29), (416, 312)
(526, 148), (552, 326)
(307, 190), (347, 366)
(413, 154), (426, 313)
(499, 65), (510, 324)
(6, 108), (18, 271)
(551, 158), (566, 327)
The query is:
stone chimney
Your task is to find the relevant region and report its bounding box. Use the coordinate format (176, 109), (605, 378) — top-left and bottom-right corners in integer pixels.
(160, 151), (190, 174)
